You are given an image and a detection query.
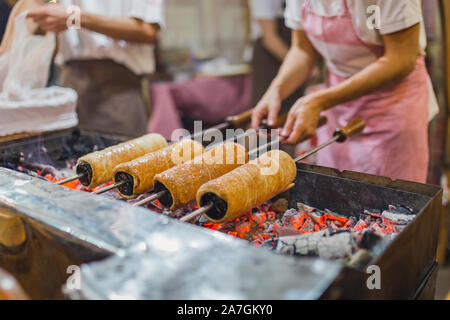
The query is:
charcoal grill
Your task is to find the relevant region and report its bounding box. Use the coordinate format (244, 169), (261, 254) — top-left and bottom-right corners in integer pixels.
(0, 129), (442, 299)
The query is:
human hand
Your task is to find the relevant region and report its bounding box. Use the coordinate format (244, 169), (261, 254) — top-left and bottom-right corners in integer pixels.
(281, 94), (323, 144)
(27, 4), (71, 34)
(251, 87), (282, 129)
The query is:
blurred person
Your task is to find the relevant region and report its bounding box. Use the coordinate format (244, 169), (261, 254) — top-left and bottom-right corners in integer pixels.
(0, 1), (14, 42)
(249, 0), (304, 114)
(252, 0), (439, 183)
(24, 0), (165, 137)
(0, 0), (43, 56)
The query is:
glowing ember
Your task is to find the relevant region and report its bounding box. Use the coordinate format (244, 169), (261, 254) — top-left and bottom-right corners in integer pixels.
(189, 202), (415, 252)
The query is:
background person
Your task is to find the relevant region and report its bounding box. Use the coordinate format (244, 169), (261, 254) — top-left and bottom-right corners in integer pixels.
(27, 0), (165, 137)
(249, 0), (304, 117)
(252, 0), (439, 183)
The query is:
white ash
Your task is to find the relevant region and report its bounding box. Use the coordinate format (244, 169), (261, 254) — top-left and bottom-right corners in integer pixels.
(381, 211), (415, 225)
(275, 229), (358, 259)
(276, 230), (326, 256)
(283, 209), (298, 218)
(317, 232), (358, 259)
(297, 203), (315, 214)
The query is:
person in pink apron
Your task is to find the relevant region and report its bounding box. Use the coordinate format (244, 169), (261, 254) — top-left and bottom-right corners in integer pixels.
(251, 0), (439, 183)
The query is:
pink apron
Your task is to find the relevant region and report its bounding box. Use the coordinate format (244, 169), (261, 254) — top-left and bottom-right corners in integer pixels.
(301, 0), (429, 183)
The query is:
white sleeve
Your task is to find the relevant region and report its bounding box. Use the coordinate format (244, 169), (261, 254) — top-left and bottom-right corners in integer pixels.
(127, 0), (166, 28)
(375, 0), (423, 35)
(0, 54), (9, 92)
(249, 0), (282, 19)
(284, 0), (305, 30)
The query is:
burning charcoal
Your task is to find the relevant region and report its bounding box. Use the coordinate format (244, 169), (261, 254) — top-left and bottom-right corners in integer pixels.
(275, 229), (357, 259)
(329, 221), (341, 231)
(363, 209), (382, 222)
(273, 224), (303, 237)
(364, 209), (382, 215)
(343, 216), (358, 229)
(270, 198), (289, 214)
(317, 230), (357, 259)
(359, 230), (384, 250)
(381, 210), (415, 225)
(23, 162), (57, 177)
(276, 230), (328, 256)
(301, 219), (315, 233)
(353, 220), (369, 232)
(388, 205), (413, 215)
(370, 223), (388, 236)
(282, 208), (298, 219)
(250, 212), (267, 224)
(280, 209), (300, 226)
(324, 209), (346, 219)
(290, 213), (308, 230)
(235, 222), (251, 237)
(297, 202), (315, 214)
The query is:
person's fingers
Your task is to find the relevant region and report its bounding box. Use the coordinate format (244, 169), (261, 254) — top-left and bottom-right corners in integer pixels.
(281, 109), (296, 138)
(251, 106), (267, 129)
(29, 15), (49, 27)
(44, 25), (61, 33)
(284, 118), (306, 144)
(27, 8), (47, 19)
(267, 94), (281, 127)
(26, 12), (39, 19)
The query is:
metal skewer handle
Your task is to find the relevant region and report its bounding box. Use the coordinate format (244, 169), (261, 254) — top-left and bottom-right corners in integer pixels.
(295, 119), (365, 162)
(189, 109), (254, 141)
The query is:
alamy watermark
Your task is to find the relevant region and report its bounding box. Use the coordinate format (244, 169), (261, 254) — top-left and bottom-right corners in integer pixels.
(171, 121), (283, 176)
(66, 5), (81, 30)
(367, 5), (381, 30)
(65, 265), (82, 291)
(366, 265), (381, 290)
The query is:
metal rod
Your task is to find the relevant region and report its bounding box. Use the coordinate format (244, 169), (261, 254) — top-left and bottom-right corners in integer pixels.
(188, 122), (230, 141)
(248, 136), (284, 158)
(205, 128), (260, 151)
(294, 135), (340, 163)
(55, 174), (84, 185)
(92, 181), (125, 195)
(132, 190), (167, 207)
(180, 202), (214, 223)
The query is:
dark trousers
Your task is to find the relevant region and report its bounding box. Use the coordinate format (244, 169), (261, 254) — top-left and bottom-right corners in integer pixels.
(61, 59), (149, 137)
(251, 18), (304, 112)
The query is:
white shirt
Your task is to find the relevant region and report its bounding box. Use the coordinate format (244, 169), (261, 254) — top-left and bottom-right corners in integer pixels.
(285, 0), (439, 121)
(56, 0), (165, 75)
(249, 0), (284, 40)
(285, 0), (427, 56)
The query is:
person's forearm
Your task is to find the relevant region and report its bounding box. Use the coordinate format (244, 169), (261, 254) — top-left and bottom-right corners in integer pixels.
(315, 55), (417, 111)
(0, 0), (25, 54)
(81, 11), (159, 43)
(257, 19), (289, 61)
(268, 45), (315, 99)
(261, 34), (289, 61)
(316, 24), (421, 111)
(0, 0), (44, 55)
